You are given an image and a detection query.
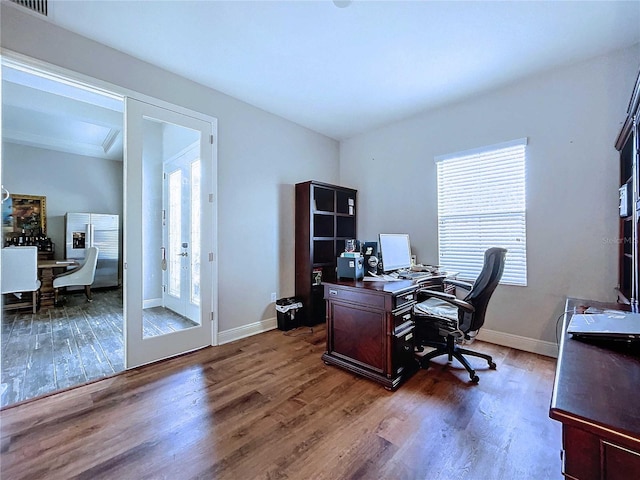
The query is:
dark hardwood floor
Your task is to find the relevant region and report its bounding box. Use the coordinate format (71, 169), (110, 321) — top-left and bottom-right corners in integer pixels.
(1, 289), (198, 408)
(0, 325), (563, 480)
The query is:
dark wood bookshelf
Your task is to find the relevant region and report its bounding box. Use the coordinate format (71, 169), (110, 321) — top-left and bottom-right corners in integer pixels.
(615, 68), (640, 305)
(295, 181), (357, 326)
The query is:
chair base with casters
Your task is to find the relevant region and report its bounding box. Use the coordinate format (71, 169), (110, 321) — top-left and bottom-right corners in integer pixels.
(417, 334), (496, 383)
(413, 247), (507, 383)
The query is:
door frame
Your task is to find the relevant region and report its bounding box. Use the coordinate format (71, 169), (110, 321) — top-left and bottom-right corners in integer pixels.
(1, 49), (220, 352)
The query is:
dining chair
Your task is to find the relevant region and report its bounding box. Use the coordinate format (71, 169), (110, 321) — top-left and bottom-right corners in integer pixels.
(53, 246), (99, 304)
(1, 246), (41, 313)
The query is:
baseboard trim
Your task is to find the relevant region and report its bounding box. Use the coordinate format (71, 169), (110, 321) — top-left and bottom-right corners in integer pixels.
(477, 329), (559, 358)
(217, 319), (558, 358)
(218, 317), (278, 345)
(143, 298), (162, 309)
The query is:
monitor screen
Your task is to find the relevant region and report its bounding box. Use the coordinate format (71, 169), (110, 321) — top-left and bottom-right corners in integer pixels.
(379, 233), (412, 272)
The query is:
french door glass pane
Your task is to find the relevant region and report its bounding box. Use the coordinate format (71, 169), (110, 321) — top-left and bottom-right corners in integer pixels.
(191, 159), (201, 305)
(168, 169), (182, 297)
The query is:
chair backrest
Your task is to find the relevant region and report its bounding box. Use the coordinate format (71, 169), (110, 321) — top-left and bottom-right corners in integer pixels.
(83, 246), (100, 284)
(52, 246), (99, 288)
(459, 247), (507, 333)
(1, 246), (40, 294)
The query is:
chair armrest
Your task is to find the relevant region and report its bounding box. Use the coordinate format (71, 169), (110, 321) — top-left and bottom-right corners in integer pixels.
(416, 289), (475, 313)
(417, 288), (456, 299)
(444, 279), (473, 291)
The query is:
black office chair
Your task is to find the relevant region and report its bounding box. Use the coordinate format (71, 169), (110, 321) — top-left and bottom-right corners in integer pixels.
(413, 247), (507, 383)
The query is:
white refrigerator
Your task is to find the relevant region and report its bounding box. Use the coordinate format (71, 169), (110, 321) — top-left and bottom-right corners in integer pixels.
(64, 213), (120, 289)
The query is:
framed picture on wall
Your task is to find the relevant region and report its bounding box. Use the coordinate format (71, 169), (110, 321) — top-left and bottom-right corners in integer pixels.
(8, 194), (47, 234)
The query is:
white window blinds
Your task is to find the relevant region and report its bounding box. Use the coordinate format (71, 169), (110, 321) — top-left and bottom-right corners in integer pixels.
(435, 138), (527, 286)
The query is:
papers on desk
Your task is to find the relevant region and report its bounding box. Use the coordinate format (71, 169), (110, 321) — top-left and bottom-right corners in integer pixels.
(363, 273), (403, 282)
(363, 271), (456, 282)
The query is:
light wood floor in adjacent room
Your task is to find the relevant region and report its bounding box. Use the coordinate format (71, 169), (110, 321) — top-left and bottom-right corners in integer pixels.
(0, 325), (563, 480)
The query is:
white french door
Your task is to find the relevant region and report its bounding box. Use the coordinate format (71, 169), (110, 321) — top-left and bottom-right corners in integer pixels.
(125, 97), (216, 368)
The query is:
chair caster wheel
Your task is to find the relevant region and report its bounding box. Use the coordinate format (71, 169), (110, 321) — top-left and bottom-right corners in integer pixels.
(471, 375), (479, 383)
(489, 362), (497, 369)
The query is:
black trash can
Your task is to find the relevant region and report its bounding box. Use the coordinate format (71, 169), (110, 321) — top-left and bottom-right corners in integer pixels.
(276, 297), (303, 331)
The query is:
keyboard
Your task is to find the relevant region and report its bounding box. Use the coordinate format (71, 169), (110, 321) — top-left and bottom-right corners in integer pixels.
(397, 271), (432, 280)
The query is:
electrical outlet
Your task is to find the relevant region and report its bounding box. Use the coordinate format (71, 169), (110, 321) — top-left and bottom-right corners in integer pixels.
(271, 292), (277, 302)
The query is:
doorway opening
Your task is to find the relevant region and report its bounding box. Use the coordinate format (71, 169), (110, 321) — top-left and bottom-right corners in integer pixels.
(1, 57), (218, 408)
(1, 60), (125, 407)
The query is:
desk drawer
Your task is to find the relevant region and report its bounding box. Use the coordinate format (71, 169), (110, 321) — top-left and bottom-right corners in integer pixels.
(394, 291), (416, 309)
(393, 306), (413, 331)
(562, 424), (640, 480)
(393, 323), (416, 375)
(325, 286), (385, 309)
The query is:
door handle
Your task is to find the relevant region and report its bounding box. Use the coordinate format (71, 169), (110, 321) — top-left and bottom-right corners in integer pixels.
(177, 252), (188, 257)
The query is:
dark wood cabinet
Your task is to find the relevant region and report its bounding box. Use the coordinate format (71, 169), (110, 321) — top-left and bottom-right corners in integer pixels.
(561, 424), (640, 480)
(615, 68), (640, 305)
(321, 279), (423, 390)
(295, 181), (357, 325)
(550, 298), (640, 479)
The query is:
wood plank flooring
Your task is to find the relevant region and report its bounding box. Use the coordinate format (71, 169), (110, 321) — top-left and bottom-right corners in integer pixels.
(1, 289), (198, 408)
(0, 325), (563, 480)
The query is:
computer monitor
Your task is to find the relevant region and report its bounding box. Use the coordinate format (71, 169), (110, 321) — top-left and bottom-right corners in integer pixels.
(379, 233), (412, 272)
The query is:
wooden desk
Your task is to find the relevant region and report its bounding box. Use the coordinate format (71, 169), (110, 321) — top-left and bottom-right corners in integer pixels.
(322, 275), (446, 390)
(37, 260), (78, 308)
(550, 298), (640, 479)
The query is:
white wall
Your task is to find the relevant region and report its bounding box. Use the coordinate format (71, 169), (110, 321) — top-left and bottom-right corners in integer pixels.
(1, 142), (123, 258)
(0, 5), (340, 337)
(340, 44), (640, 355)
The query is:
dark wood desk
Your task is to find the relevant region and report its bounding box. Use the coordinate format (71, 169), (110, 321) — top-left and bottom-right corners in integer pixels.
(37, 260), (78, 308)
(550, 298), (640, 479)
(322, 275), (447, 390)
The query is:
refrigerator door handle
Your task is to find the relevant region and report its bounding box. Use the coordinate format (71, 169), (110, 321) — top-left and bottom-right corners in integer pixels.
(84, 223), (91, 249)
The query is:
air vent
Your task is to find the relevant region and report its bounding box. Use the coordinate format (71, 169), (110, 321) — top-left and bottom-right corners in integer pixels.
(10, 0), (48, 16)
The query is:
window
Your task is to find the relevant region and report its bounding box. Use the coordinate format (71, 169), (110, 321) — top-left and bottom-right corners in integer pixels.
(435, 138), (527, 286)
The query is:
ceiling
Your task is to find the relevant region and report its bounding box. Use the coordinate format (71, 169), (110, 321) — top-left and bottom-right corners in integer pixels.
(7, 0), (640, 143)
(2, 66), (124, 161)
